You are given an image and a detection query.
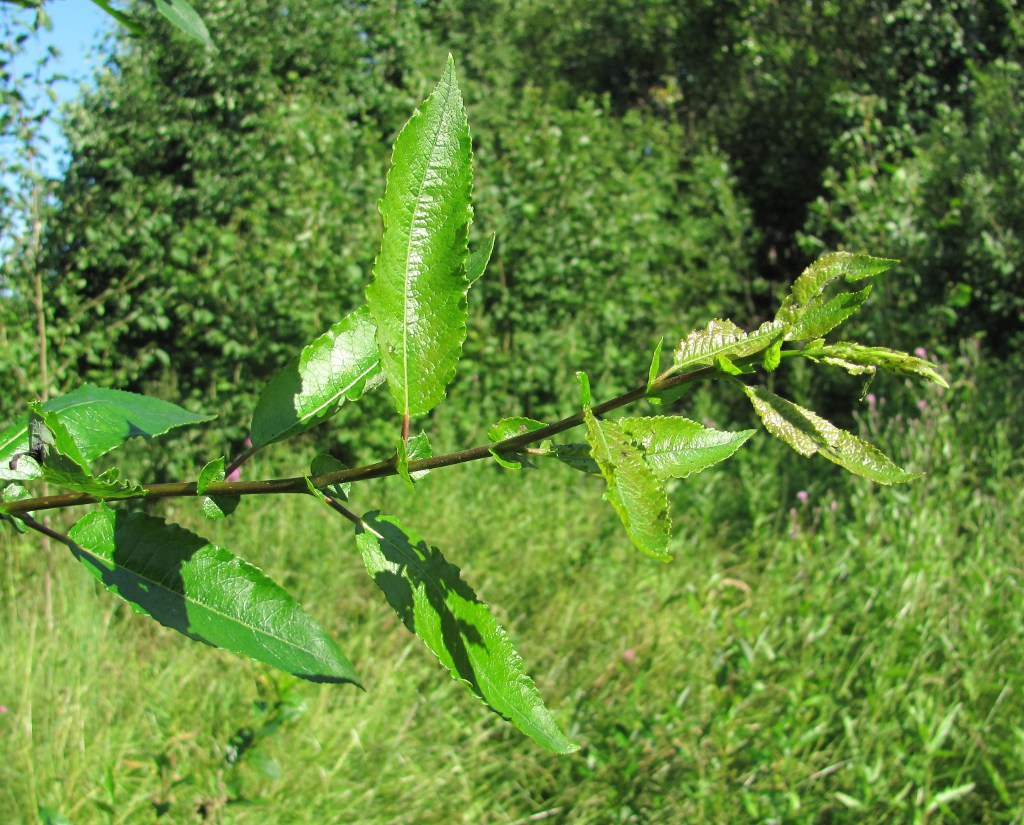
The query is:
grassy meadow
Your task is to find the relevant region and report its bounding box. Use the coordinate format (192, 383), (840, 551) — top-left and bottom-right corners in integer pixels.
(2, 354), (1023, 824)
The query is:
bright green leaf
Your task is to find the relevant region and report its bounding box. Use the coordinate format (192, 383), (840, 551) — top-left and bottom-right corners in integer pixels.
(353, 511), (577, 753)
(152, 0), (214, 49)
(618, 416), (755, 480)
(68, 507), (358, 684)
(488, 417), (547, 442)
(24, 385), (213, 469)
(743, 385), (918, 484)
(807, 342), (948, 387)
(250, 306), (382, 449)
(646, 338), (664, 394)
(396, 431), (432, 488)
(366, 55), (474, 419)
(785, 286), (873, 342)
(776, 252), (897, 326)
(671, 319), (784, 375)
(584, 410), (672, 561)
(197, 457), (239, 520)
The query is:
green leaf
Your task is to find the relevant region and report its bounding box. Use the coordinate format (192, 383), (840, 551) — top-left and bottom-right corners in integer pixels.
(671, 319), (784, 375)
(67, 507), (358, 684)
(805, 342), (948, 387)
(152, 0), (214, 49)
(577, 371), (592, 408)
(250, 306), (383, 449)
(743, 385), (918, 484)
(38, 453), (146, 498)
(396, 431), (432, 488)
(645, 338), (664, 394)
(785, 286), (873, 342)
(366, 56), (474, 419)
(26, 385), (214, 469)
(487, 417), (546, 470)
(488, 417), (547, 442)
(618, 417), (755, 480)
(549, 443), (601, 475)
(87, 0), (143, 33)
(776, 252), (897, 326)
(353, 512), (577, 753)
(1, 485), (29, 534)
(584, 410), (672, 561)
(310, 454), (351, 501)
(0, 415), (36, 482)
(197, 458), (239, 520)
(467, 233), (496, 286)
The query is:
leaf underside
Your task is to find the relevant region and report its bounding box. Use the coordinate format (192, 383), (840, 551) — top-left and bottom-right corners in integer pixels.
(354, 511), (578, 754)
(744, 385), (918, 484)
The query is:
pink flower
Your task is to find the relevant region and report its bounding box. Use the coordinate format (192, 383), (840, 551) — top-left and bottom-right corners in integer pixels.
(917, 399), (928, 410)
(830, 500), (838, 512)
(797, 490), (810, 504)
(0, 705), (8, 714)
(622, 649), (636, 664)
(866, 393), (877, 407)
(226, 466), (242, 482)
(914, 347), (928, 359)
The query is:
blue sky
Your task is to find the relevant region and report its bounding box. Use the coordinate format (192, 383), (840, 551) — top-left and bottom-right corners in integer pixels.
(5, 0), (113, 176)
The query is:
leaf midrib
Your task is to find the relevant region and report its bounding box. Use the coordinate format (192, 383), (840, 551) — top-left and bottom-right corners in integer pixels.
(400, 76), (457, 417)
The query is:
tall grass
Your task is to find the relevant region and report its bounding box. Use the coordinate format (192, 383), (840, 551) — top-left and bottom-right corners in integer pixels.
(2, 350), (1022, 823)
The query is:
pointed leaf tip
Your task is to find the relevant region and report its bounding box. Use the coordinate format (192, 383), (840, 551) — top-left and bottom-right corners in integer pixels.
(354, 512), (577, 753)
(367, 57), (474, 419)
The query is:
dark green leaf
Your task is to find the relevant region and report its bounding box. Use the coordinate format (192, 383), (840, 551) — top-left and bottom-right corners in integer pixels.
(310, 454), (351, 501)
(250, 306), (382, 449)
(87, 0), (143, 33)
(618, 416), (755, 480)
(366, 56), (474, 418)
(467, 233), (496, 286)
(584, 410), (672, 561)
(743, 385), (918, 484)
(39, 453), (146, 498)
(68, 507), (358, 684)
(353, 512), (577, 753)
(550, 443), (600, 475)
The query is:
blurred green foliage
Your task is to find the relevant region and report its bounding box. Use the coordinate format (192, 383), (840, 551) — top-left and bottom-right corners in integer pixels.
(1, 0), (1022, 458)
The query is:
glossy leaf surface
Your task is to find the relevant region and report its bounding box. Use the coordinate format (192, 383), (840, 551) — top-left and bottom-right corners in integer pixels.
(367, 56), (474, 418)
(68, 507), (358, 684)
(618, 416), (755, 480)
(776, 252), (898, 326)
(23, 385), (213, 470)
(354, 512), (577, 753)
(672, 319), (784, 375)
(744, 386), (918, 484)
(250, 306), (382, 449)
(806, 342), (948, 387)
(584, 410), (671, 561)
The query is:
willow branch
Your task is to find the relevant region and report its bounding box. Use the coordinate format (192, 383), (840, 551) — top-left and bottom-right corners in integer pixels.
(2, 365), (714, 517)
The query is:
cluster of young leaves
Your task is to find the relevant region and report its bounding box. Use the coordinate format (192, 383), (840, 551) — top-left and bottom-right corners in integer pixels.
(0, 58), (946, 753)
